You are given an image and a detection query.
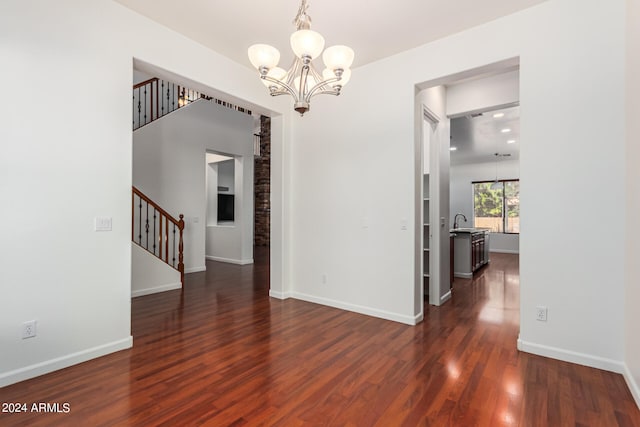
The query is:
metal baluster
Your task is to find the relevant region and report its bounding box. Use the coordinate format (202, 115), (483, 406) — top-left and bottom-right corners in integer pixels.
(166, 82), (170, 116)
(137, 88), (141, 129)
(171, 83), (175, 111)
(145, 202), (149, 249)
(150, 80), (154, 122)
(138, 197), (142, 245)
(173, 224), (177, 267)
(143, 86), (147, 125)
(161, 81), (165, 116)
(153, 209), (157, 255)
(165, 217), (169, 264)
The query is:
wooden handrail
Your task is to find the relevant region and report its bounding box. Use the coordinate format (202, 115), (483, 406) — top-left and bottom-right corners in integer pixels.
(133, 77), (158, 90)
(133, 186), (181, 224)
(132, 186), (185, 288)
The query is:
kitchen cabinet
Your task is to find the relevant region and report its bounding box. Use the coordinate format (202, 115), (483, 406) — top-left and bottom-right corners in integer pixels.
(452, 229), (490, 278)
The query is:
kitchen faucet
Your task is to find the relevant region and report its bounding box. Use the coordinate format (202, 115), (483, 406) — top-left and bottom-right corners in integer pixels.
(453, 213), (467, 229)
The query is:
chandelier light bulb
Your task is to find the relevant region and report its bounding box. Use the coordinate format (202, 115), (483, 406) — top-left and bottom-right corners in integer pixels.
(322, 45), (355, 71)
(248, 44), (280, 70)
(290, 30), (325, 60)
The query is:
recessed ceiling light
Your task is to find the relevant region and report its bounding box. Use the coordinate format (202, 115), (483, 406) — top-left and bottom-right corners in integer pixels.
(501, 128), (511, 133)
(450, 147), (457, 151)
(493, 113), (505, 118)
(507, 139), (516, 144)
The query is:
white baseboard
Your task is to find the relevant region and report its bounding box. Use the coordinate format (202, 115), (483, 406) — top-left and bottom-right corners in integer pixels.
(490, 249), (520, 254)
(132, 282), (181, 298)
(454, 272), (472, 279)
(440, 290), (452, 305)
(291, 291), (420, 325)
(185, 266), (206, 273)
(205, 256), (253, 265)
(623, 364), (640, 409)
(517, 338), (625, 373)
(269, 290), (291, 299)
(0, 337), (133, 388)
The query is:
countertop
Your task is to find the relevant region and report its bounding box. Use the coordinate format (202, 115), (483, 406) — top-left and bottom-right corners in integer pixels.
(450, 228), (490, 234)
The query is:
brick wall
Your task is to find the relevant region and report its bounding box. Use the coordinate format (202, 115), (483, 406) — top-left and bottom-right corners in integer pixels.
(254, 116), (270, 246)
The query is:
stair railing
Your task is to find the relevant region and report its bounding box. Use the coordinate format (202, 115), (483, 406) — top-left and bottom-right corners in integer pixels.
(133, 78), (201, 130)
(132, 186), (185, 286)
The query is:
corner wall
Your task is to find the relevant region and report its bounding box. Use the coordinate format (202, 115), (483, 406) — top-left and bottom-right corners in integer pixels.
(624, 0), (640, 407)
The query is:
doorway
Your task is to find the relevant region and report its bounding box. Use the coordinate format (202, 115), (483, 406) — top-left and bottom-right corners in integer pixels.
(414, 59), (521, 322)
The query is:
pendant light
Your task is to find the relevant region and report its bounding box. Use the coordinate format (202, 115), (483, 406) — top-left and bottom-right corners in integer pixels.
(247, 0), (354, 116)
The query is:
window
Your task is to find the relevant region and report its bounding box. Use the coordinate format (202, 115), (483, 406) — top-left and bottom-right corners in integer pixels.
(472, 180), (520, 233)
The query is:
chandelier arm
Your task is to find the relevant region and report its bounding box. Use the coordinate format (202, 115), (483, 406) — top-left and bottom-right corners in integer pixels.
(305, 76), (341, 102)
(299, 64), (310, 101)
(309, 89), (341, 98)
(261, 75), (300, 102)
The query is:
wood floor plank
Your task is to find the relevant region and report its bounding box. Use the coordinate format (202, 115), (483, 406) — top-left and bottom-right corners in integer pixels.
(0, 249), (638, 426)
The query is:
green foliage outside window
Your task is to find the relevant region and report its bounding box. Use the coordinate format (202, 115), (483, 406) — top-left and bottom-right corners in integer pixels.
(473, 180), (520, 233)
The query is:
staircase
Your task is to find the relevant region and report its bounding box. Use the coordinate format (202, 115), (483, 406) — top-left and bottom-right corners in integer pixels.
(132, 186), (185, 286)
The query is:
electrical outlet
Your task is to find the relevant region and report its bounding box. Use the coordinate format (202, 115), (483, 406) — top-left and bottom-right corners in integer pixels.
(321, 274), (327, 284)
(536, 306), (547, 322)
(22, 320), (37, 339)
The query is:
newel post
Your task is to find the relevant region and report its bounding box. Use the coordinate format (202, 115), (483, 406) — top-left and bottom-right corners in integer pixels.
(178, 214), (185, 288)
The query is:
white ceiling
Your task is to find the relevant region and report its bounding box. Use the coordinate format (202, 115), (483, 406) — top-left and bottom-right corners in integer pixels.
(450, 105), (520, 166)
(114, 0), (546, 69)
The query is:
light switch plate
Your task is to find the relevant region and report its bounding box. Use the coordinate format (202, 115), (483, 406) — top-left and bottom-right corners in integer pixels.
(94, 217), (112, 231)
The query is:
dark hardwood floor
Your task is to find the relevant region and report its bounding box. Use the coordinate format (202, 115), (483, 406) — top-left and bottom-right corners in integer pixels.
(1, 249), (638, 426)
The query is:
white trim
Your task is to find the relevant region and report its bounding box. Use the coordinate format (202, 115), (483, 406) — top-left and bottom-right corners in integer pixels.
(517, 338), (624, 373)
(132, 282), (181, 298)
(423, 105), (440, 125)
(269, 290), (291, 299)
(490, 249), (520, 254)
(454, 272), (473, 279)
(440, 290), (452, 305)
(0, 337), (133, 388)
(623, 364), (640, 409)
(291, 291), (421, 325)
(185, 265), (207, 273)
(205, 255), (253, 265)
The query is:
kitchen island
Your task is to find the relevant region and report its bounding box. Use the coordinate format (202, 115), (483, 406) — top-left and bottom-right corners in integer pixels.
(451, 228), (490, 278)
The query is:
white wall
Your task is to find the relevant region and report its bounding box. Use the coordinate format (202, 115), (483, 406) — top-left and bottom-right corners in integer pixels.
(133, 100), (254, 271)
(217, 160), (235, 193)
(288, 0), (626, 371)
(450, 160), (520, 253)
(131, 243), (181, 297)
(624, 0), (640, 407)
(446, 69), (519, 116)
(0, 0), (286, 387)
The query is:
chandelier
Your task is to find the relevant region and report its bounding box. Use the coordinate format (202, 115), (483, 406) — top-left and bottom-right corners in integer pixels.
(247, 0), (354, 116)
